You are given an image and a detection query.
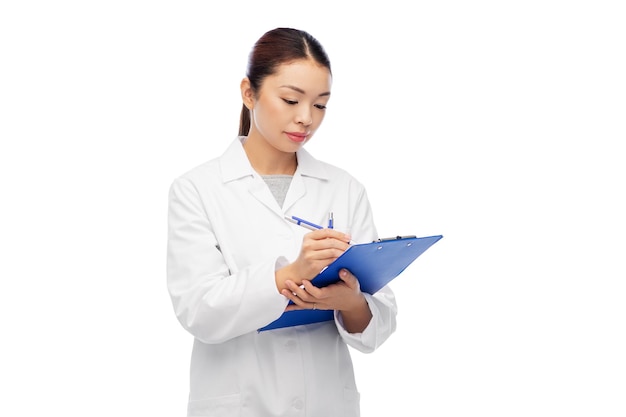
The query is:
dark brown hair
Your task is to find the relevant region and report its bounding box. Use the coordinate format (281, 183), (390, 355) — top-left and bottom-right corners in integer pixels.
(238, 28), (332, 136)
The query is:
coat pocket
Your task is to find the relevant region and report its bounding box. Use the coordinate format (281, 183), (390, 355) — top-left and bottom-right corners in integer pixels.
(343, 388), (361, 417)
(188, 393), (241, 417)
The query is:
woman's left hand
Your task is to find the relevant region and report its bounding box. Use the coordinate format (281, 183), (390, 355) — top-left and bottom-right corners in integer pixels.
(282, 268), (373, 333)
(282, 268), (366, 313)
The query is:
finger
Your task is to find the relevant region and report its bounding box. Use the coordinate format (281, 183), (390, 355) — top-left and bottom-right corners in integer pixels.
(309, 228), (351, 243)
(281, 286), (297, 301)
(338, 268), (360, 290)
(303, 238), (350, 255)
(281, 290), (320, 312)
(299, 239), (348, 262)
(284, 301), (319, 312)
(284, 280), (313, 303)
(281, 288), (308, 307)
(308, 247), (348, 262)
(300, 279), (322, 298)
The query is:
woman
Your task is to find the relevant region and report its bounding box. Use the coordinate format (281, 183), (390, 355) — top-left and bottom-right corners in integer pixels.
(167, 27), (397, 416)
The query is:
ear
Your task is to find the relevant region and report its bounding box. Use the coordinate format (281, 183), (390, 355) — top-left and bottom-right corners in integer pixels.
(240, 78), (255, 110)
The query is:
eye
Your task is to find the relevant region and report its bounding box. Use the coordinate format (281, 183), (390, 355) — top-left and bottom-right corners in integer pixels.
(314, 104), (327, 110)
(282, 98), (298, 105)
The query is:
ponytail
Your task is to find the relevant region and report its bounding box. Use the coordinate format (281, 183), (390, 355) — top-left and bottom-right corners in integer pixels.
(238, 104), (250, 136)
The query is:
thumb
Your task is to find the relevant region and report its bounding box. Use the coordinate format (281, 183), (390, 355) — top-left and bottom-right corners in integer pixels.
(339, 268), (359, 288)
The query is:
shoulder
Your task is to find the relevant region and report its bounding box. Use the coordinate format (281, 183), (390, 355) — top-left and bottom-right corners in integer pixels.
(171, 137), (245, 187)
(324, 160), (366, 188)
(297, 147), (367, 190)
(176, 158), (220, 183)
(167, 159), (220, 201)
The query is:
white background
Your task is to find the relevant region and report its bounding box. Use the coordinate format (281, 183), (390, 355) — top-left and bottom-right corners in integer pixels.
(1, 1), (625, 416)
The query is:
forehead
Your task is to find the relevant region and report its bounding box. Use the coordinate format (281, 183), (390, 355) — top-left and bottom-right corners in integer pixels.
(265, 59), (332, 93)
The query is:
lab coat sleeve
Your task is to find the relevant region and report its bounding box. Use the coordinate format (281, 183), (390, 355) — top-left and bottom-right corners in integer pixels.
(335, 288), (397, 353)
(334, 184), (398, 352)
(166, 177), (288, 344)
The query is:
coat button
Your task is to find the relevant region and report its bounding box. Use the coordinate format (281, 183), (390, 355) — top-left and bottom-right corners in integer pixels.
(285, 340), (296, 351)
(292, 398), (304, 409)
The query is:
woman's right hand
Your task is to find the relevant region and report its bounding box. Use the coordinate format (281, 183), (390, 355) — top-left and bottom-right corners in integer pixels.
(275, 229), (351, 292)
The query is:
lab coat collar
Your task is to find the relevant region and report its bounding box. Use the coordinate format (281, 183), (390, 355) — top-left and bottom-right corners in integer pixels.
(219, 137), (330, 183)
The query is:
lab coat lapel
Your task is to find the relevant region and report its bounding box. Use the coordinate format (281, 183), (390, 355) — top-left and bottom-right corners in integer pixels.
(282, 174), (305, 212)
(282, 147), (330, 212)
(248, 176), (283, 215)
(220, 137), (282, 215)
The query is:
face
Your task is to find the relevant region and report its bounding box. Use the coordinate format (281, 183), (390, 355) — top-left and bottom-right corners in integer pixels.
(243, 59), (332, 153)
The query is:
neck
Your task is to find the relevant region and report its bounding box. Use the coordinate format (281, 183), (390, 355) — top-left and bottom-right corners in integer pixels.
(243, 135), (297, 175)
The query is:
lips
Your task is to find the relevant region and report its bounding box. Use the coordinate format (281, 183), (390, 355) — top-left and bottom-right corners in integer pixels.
(285, 132), (309, 143)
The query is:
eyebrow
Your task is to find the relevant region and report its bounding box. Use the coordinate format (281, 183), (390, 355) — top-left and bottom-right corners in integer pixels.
(279, 85), (331, 97)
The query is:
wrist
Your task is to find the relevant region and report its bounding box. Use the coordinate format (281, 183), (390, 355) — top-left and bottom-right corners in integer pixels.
(275, 263), (300, 293)
(340, 296), (372, 333)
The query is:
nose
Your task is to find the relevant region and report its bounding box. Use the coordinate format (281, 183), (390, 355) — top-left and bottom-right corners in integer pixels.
(296, 107), (312, 126)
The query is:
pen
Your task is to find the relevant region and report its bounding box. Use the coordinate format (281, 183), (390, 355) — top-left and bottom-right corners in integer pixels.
(285, 215), (323, 231)
(286, 213), (353, 245)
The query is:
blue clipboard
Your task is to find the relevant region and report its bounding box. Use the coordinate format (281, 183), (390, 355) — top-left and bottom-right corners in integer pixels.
(259, 234), (443, 331)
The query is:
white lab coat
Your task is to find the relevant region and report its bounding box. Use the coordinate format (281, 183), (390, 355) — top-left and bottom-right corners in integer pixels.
(167, 137), (397, 417)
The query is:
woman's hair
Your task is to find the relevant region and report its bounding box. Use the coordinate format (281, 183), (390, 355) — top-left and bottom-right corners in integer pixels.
(238, 28), (332, 136)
